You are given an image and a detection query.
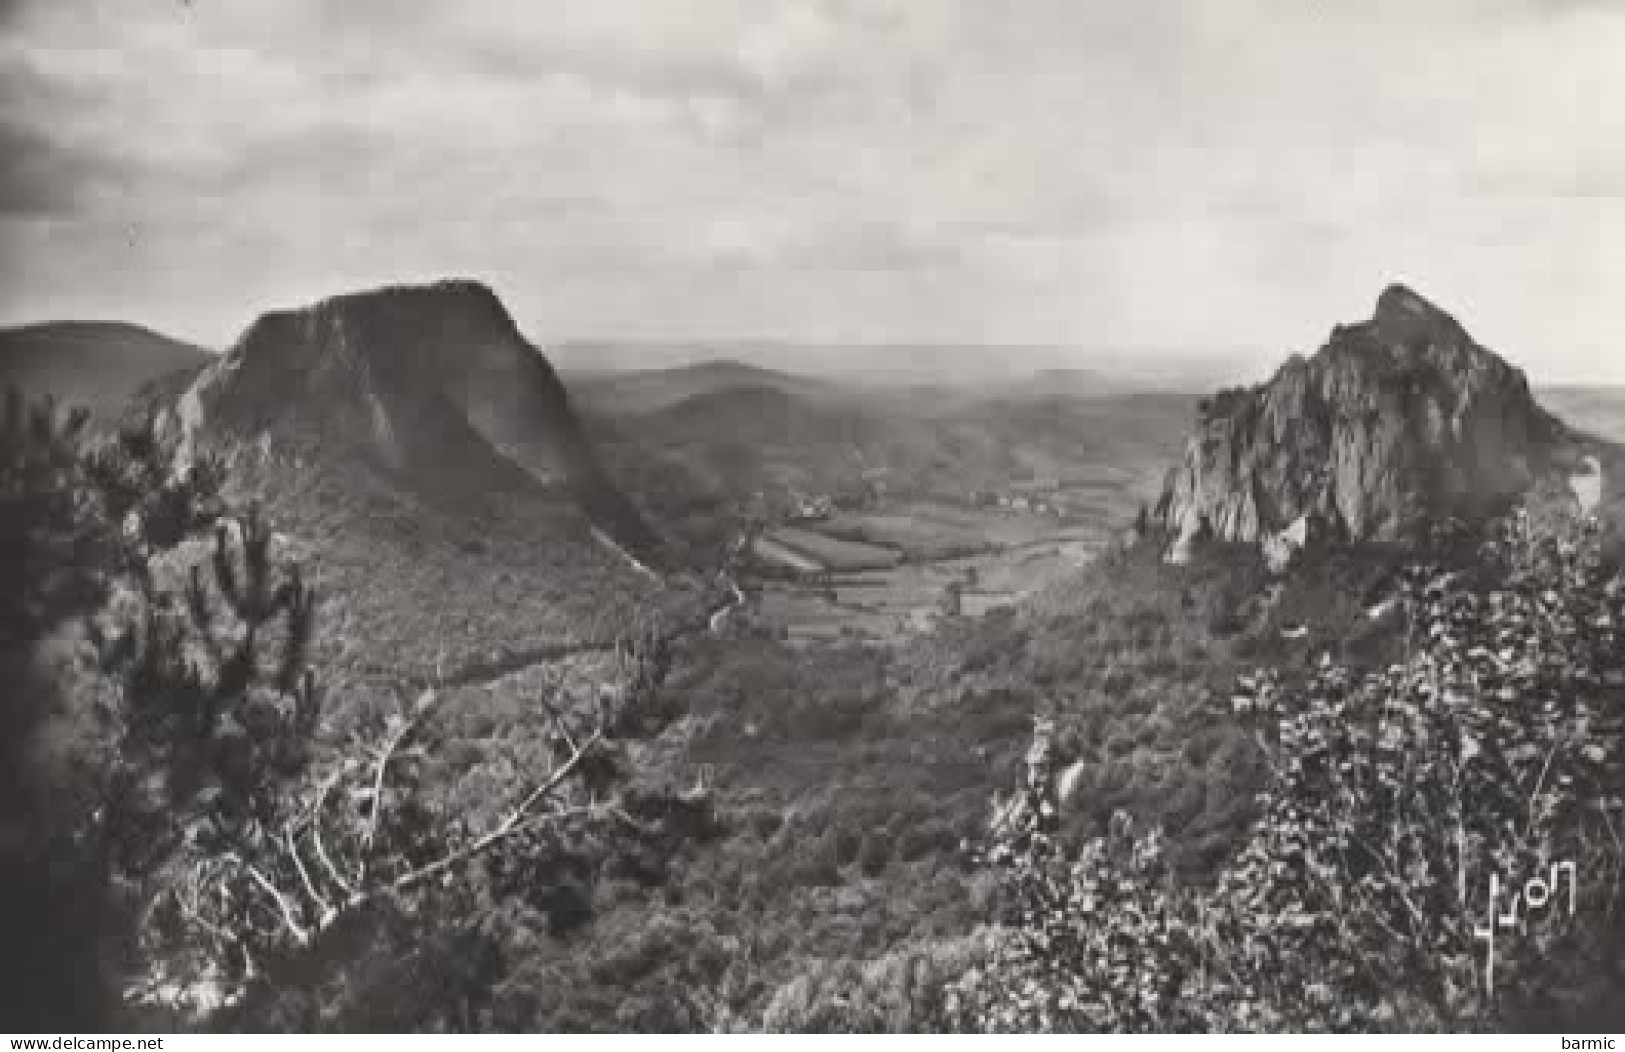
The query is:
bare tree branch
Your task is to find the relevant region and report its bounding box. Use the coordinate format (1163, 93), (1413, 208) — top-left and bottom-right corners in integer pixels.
(510, 726), (604, 824)
(377, 726), (607, 899)
(174, 883), (242, 952)
(360, 689), (438, 880)
(231, 853), (310, 946)
(285, 825), (330, 919)
(308, 770), (355, 899)
(383, 803), (606, 897)
(168, 643), (656, 990)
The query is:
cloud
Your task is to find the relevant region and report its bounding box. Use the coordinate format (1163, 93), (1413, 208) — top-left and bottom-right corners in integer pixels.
(1, 0), (1623, 382)
(0, 118), (101, 217)
(681, 215), (964, 273)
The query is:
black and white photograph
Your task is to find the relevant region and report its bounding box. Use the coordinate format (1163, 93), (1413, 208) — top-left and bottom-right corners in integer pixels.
(2, 0), (1623, 1035)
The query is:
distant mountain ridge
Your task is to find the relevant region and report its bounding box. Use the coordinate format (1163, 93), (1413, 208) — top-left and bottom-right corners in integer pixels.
(554, 340), (1220, 391)
(1153, 284), (1600, 561)
(1539, 385), (1625, 446)
(569, 359), (847, 418)
(0, 320), (211, 417)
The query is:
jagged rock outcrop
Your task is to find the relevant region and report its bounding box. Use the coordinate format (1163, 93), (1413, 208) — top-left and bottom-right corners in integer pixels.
(1155, 284), (1578, 562)
(165, 278), (663, 564)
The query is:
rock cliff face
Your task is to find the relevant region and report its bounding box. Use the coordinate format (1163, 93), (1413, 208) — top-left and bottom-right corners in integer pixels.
(167, 278), (663, 563)
(1154, 284), (1574, 561)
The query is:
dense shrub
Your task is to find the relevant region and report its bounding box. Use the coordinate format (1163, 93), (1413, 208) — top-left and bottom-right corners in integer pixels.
(947, 505), (1625, 1032)
(1, 394), (235, 1029)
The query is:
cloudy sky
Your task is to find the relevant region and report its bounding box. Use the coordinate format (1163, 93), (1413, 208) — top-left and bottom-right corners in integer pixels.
(2, 0), (1623, 382)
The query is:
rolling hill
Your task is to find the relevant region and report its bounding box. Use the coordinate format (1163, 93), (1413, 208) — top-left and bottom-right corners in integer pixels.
(569, 359), (848, 418)
(1539, 384), (1625, 445)
(582, 367), (1196, 559)
(0, 320), (211, 417)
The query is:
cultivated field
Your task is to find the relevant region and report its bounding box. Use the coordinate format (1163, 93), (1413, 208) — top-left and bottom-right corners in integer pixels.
(745, 500), (1110, 646)
(769, 525), (904, 571)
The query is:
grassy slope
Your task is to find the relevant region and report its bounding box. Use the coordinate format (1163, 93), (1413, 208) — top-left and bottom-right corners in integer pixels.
(458, 381), (1233, 1025)
(208, 432), (695, 682)
(496, 634), (1029, 1030)
(504, 523), (1430, 1027)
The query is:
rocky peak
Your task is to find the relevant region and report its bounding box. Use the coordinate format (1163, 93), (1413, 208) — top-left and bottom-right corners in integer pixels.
(166, 278), (664, 562)
(1370, 282), (1470, 348)
(216, 279), (551, 420)
(187, 279), (575, 470)
(1154, 284), (1575, 563)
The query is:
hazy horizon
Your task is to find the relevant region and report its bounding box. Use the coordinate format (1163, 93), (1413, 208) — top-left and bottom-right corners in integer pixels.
(4, 300), (1622, 394)
(4, 1), (1625, 384)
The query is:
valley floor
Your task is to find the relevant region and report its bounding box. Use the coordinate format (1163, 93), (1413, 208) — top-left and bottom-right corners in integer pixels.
(744, 497), (1117, 646)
